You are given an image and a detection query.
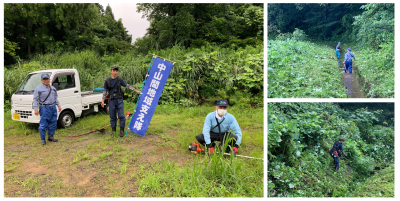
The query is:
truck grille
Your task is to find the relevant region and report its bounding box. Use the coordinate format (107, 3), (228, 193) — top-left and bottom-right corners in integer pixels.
(15, 110), (33, 119)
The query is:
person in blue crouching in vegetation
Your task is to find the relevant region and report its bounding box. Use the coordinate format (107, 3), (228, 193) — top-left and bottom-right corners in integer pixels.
(195, 99), (242, 154)
(330, 138), (348, 172)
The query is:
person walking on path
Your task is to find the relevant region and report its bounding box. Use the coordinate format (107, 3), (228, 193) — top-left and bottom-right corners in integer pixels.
(33, 73), (62, 145)
(101, 65), (141, 137)
(330, 138), (348, 172)
(335, 42), (341, 67)
(344, 48), (356, 73)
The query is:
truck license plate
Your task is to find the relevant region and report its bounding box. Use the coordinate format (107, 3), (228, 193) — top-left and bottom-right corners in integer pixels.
(13, 113), (20, 120)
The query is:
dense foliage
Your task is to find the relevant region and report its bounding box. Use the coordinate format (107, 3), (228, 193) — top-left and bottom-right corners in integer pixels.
(4, 3), (264, 107)
(135, 3), (263, 54)
(268, 3), (393, 98)
(4, 3), (132, 65)
(268, 3), (366, 41)
(268, 103), (394, 197)
(4, 45), (263, 108)
(268, 38), (347, 98)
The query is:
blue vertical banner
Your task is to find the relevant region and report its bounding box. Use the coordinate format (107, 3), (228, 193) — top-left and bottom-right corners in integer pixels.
(129, 57), (173, 136)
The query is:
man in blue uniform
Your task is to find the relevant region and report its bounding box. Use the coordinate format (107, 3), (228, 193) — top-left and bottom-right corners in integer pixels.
(33, 73), (62, 145)
(101, 65), (141, 137)
(330, 138), (347, 172)
(195, 99), (242, 154)
(344, 48), (356, 73)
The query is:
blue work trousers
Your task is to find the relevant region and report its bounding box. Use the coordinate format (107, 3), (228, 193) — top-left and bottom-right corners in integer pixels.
(39, 105), (58, 140)
(335, 50), (341, 59)
(334, 156), (339, 169)
(331, 153), (340, 170)
(109, 98), (125, 128)
(345, 61), (353, 73)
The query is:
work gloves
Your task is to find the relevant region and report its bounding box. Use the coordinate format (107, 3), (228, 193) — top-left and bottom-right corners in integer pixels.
(232, 147), (238, 154)
(206, 143), (215, 154)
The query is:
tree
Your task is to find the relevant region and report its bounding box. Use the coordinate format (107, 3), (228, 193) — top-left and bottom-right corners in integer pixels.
(268, 3), (366, 40)
(353, 3), (394, 48)
(135, 3), (263, 53)
(4, 3), (133, 66)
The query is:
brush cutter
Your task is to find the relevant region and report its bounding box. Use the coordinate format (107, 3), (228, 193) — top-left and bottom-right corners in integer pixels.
(188, 142), (263, 160)
(188, 142), (204, 154)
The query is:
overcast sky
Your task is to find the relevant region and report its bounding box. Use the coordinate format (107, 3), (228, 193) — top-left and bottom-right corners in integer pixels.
(99, 2), (150, 43)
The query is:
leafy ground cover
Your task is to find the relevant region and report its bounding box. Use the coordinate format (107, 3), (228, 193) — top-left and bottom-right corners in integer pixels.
(352, 45), (394, 98)
(268, 39), (347, 98)
(268, 103), (394, 197)
(4, 103), (263, 197)
(268, 3), (394, 98)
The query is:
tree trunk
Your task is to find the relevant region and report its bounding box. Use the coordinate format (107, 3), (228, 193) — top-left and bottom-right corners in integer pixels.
(27, 19), (31, 56)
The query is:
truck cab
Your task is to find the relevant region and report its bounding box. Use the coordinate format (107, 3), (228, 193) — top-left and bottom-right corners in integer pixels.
(11, 69), (105, 128)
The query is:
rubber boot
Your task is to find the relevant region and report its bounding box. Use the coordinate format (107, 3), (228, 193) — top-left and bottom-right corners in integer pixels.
(48, 135), (58, 142)
(120, 127), (124, 137)
(41, 139), (46, 145)
(111, 127), (116, 135)
(334, 167), (338, 172)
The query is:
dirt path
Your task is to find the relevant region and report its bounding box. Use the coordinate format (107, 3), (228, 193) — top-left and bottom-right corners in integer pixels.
(4, 131), (194, 197)
(337, 59), (365, 98)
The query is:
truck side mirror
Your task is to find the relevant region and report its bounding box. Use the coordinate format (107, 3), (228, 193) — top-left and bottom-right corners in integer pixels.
(52, 83), (59, 90)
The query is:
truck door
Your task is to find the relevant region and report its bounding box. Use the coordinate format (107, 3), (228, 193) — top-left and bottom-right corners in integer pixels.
(52, 72), (82, 116)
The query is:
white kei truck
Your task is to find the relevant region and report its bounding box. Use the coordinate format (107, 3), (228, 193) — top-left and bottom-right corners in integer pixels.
(11, 69), (108, 128)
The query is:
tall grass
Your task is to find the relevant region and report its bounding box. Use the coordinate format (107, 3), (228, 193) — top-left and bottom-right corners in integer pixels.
(137, 151), (263, 197)
(4, 44), (263, 107)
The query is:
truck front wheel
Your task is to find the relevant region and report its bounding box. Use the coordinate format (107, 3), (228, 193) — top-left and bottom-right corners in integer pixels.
(58, 111), (74, 128)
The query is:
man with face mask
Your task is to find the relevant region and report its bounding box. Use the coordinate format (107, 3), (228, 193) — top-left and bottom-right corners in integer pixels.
(195, 99), (242, 154)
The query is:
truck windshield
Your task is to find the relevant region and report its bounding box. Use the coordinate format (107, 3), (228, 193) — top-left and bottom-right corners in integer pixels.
(16, 72), (52, 94)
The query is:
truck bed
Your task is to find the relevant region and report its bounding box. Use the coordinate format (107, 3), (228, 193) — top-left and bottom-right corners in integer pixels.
(81, 91), (103, 106)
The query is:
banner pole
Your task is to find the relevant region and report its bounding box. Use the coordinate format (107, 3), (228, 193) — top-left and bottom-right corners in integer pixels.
(125, 55), (155, 135)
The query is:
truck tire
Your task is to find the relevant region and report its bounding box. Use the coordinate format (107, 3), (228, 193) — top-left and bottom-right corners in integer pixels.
(103, 104), (109, 115)
(58, 111), (74, 128)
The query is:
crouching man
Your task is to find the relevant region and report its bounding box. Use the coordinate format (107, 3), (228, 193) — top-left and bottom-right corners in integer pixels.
(195, 99), (242, 154)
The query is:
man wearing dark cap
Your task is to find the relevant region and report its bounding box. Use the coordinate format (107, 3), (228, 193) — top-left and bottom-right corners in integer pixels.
(330, 138), (348, 172)
(195, 99), (242, 154)
(33, 73), (62, 145)
(101, 65), (141, 137)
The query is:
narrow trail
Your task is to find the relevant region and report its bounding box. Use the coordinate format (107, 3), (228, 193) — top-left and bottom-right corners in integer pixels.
(336, 53), (365, 98)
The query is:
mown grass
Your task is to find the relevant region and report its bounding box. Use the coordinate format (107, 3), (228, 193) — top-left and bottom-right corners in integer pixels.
(4, 103), (263, 197)
(350, 164), (394, 197)
(268, 39), (348, 98)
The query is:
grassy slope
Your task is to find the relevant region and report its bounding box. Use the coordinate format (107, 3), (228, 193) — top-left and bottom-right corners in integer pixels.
(271, 149), (394, 197)
(4, 103), (263, 197)
(351, 164), (394, 197)
(352, 47), (394, 98)
(268, 40), (347, 98)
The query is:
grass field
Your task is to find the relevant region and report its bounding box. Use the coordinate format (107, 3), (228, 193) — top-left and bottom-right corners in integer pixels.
(4, 103), (263, 197)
